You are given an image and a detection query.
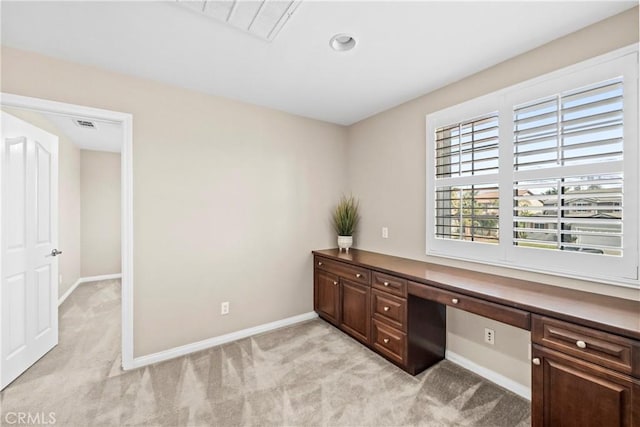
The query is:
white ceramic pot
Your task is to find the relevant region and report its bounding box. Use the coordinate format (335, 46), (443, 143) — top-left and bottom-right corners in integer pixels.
(337, 235), (353, 252)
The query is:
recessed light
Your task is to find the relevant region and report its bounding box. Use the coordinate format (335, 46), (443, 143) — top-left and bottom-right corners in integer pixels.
(330, 33), (356, 52)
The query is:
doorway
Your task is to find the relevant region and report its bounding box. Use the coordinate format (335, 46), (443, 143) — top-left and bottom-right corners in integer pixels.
(0, 93), (134, 387)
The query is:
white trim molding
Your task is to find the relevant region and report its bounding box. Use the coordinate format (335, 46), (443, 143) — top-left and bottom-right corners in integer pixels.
(0, 92), (135, 372)
(58, 279), (83, 307)
(80, 273), (122, 283)
(57, 274), (122, 306)
(446, 350), (531, 400)
(131, 312), (318, 369)
(425, 44), (639, 289)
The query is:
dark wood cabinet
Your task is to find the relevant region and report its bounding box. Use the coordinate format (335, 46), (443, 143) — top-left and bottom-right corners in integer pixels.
(532, 344), (639, 427)
(314, 255), (445, 374)
(314, 269), (340, 326)
(313, 249), (640, 426)
(314, 257), (371, 344)
(340, 278), (370, 344)
(532, 315), (640, 427)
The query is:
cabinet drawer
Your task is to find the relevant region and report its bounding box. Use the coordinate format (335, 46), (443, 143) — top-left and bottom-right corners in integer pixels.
(315, 256), (370, 285)
(532, 315), (640, 377)
(372, 319), (406, 365)
(371, 289), (406, 331)
(408, 281), (530, 330)
(372, 272), (407, 297)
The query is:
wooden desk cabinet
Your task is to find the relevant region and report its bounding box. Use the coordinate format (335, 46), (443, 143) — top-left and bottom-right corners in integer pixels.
(312, 248), (640, 427)
(314, 256), (371, 344)
(531, 315), (640, 427)
(314, 255), (445, 374)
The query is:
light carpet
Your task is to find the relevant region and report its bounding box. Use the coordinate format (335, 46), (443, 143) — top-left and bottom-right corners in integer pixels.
(0, 279), (531, 426)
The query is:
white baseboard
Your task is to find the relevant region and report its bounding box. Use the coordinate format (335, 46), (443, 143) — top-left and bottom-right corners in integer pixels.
(58, 278), (83, 306)
(57, 273), (122, 306)
(79, 273), (122, 283)
(130, 311), (319, 369)
(445, 350), (531, 400)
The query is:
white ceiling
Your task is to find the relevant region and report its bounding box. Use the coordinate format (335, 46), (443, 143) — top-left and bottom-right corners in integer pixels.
(44, 113), (122, 153)
(1, 1), (636, 125)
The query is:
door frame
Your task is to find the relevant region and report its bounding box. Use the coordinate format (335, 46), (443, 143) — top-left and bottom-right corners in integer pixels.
(0, 93), (135, 370)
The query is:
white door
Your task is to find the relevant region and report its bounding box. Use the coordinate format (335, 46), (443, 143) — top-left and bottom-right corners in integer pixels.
(1, 111), (59, 390)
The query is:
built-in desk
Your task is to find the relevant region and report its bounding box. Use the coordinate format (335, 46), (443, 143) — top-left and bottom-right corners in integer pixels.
(312, 248), (640, 427)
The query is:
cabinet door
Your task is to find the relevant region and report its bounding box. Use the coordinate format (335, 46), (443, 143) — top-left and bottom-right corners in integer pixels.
(315, 270), (340, 325)
(532, 345), (638, 427)
(340, 278), (370, 344)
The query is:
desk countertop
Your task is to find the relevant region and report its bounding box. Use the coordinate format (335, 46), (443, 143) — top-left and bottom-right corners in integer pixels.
(313, 248), (640, 340)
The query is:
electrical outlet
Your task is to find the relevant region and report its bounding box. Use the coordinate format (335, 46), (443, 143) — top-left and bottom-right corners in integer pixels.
(382, 227), (389, 239)
(221, 302), (230, 315)
(59, 274), (63, 285)
(484, 328), (495, 345)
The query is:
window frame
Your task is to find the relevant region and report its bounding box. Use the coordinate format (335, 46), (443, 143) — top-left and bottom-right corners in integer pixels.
(426, 45), (639, 288)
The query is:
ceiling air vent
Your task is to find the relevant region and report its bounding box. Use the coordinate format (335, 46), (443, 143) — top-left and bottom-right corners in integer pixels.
(74, 119), (97, 129)
(177, 0), (302, 42)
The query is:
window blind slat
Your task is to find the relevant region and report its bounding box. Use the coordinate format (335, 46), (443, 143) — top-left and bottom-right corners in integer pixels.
(435, 113), (499, 179)
(513, 171), (624, 256)
(514, 77), (624, 171)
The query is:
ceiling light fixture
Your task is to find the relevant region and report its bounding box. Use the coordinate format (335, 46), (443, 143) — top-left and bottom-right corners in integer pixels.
(330, 33), (356, 52)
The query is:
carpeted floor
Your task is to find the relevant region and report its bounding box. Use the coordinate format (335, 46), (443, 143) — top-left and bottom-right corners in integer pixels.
(0, 279), (531, 426)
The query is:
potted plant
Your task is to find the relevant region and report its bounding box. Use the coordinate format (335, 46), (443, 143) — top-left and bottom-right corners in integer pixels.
(332, 195), (360, 252)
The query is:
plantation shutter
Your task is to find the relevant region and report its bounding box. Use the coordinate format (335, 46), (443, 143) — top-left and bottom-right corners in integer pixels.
(512, 78), (624, 256)
(434, 113), (500, 243)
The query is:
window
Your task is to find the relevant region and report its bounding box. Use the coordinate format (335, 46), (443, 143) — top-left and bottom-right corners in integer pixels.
(513, 78), (624, 256)
(426, 48), (638, 287)
(435, 114), (500, 244)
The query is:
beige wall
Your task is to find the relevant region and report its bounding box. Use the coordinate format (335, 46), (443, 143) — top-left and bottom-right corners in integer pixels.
(1, 46), (348, 357)
(1, 107), (82, 299)
(80, 150), (121, 277)
(347, 7), (639, 392)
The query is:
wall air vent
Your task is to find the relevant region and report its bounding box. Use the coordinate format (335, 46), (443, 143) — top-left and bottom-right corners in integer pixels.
(177, 0), (302, 42)
(74, 119), (97, 129)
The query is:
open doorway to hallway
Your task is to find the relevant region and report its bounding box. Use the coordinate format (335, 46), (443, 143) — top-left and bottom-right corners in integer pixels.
(0, 95), (134, 391)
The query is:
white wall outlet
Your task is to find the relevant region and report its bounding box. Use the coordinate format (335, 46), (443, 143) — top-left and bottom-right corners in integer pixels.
(382, 227), (389, 239)
(221, 301), (230, 315)
(59, 274), (63, 285)
(484, 328), (495, 345)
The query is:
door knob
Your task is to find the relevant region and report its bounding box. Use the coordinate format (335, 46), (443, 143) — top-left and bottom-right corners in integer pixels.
(51, 249), (63, 257)
(532, 358), (541, 366)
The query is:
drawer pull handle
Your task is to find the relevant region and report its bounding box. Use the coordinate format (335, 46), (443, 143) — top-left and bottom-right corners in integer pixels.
(532, 358), (541, 366)
(383, 338), (390, 344)
(383, 306), (390, 312)
(576, 340), (587, 349)
(356, 273), (362, 278)
(383, 281), (390, 287)
(451, 298), (459, 304)
(318, 261), (323, 266)
(333, 281), (338, 286)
